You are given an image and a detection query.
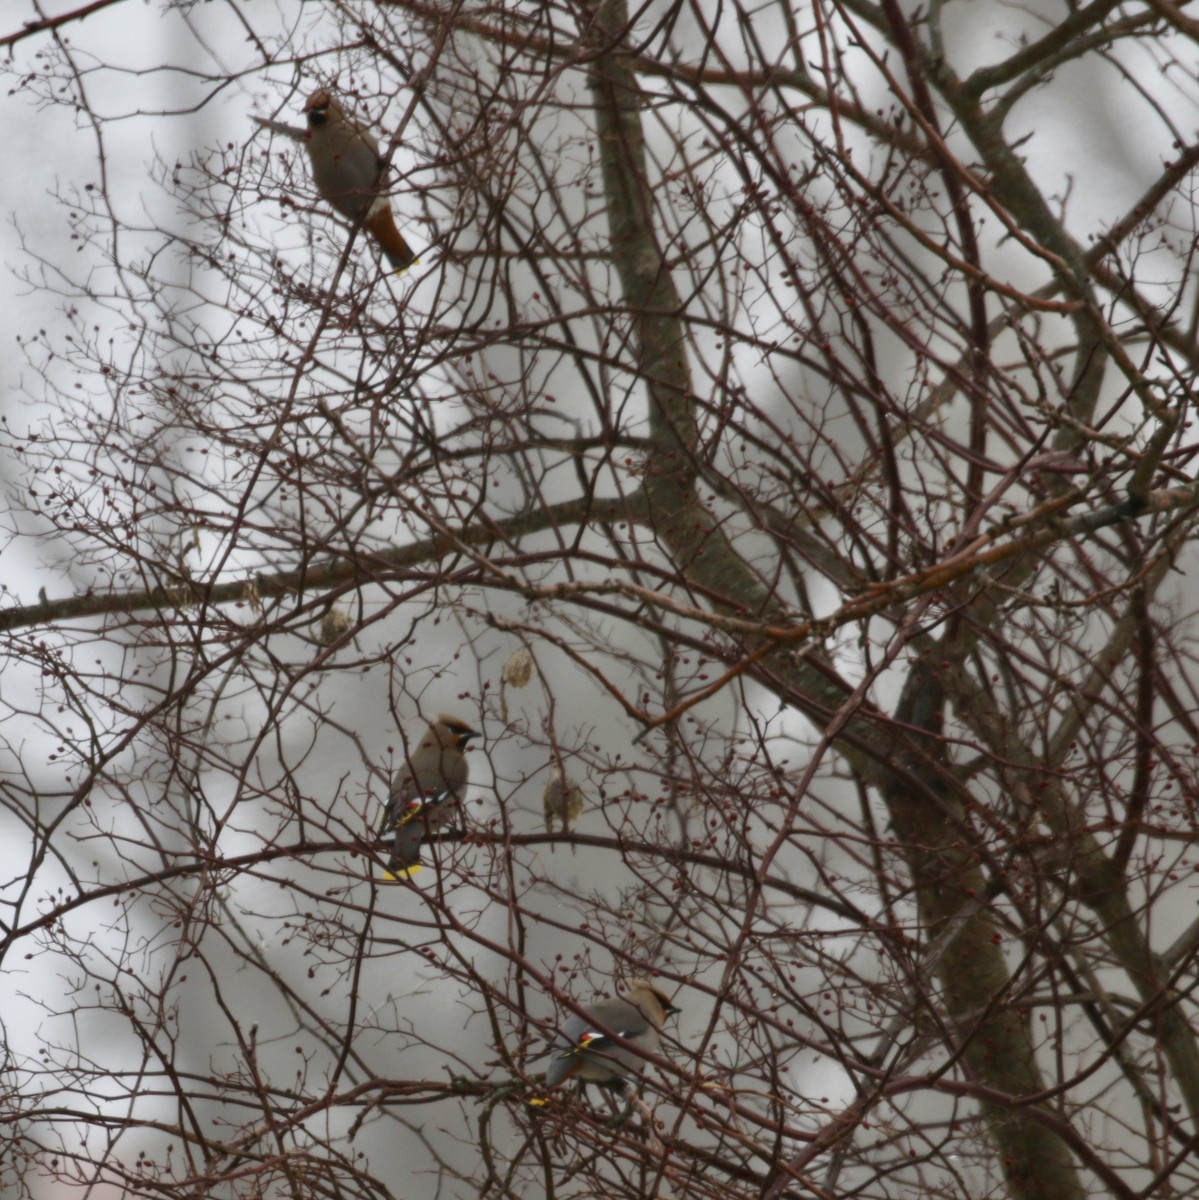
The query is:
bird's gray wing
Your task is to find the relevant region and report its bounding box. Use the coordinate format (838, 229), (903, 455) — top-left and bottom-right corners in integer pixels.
(386, 815), (426, 876)
(383, 788), (452, 876)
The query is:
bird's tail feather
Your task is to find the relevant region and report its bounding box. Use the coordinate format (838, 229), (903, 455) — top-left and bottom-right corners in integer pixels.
(380, 862), (422, 882)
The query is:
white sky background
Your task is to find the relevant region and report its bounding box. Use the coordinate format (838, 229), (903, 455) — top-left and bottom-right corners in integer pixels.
(2, 2), (1199, 1198)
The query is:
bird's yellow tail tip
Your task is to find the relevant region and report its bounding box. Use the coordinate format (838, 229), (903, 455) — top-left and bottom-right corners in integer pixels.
(381, 864), (422, 881)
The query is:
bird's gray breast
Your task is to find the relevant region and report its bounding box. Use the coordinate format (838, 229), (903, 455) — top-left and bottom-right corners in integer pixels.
(308, 130), (382, 222)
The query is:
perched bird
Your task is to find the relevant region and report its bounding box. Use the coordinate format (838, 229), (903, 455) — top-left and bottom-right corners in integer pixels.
(379, 714), (478, 879)
(539, 978), (680, 1094)
(253, 89), (419, 273)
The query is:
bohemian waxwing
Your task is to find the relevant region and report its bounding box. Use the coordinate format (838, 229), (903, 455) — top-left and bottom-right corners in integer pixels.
(301, 88), (419, 273)
(379, 714), (478, 879)
(541, 978), (680, 1092)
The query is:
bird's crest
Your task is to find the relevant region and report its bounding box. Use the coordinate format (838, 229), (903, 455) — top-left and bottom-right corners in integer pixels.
(304, 89), (334, 128)
(434, 714), (480, 749)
